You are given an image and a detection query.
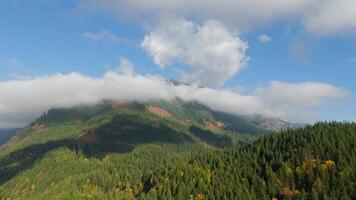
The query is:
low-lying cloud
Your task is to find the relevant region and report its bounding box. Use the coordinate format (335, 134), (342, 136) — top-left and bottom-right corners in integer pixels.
(0, 70), (349, 128)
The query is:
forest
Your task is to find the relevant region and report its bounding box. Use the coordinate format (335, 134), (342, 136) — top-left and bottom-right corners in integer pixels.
(0, 102), (355, 199)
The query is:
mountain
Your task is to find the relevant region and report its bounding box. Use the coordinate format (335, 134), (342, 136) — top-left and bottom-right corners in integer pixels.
(147, 100), (298, 133)
(165, 80), (300, 133)
(1, 100), (273, 158)
(0, 128), (18, 146)
(0, 100), (354, 199)
(246, 115), (303, 132)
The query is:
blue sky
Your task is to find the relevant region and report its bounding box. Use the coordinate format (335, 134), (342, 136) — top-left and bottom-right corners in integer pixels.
(0, 0), (355, 127)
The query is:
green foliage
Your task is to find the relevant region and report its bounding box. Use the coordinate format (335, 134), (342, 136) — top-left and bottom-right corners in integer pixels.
(36, 102), (113, 124)
(149, 101), (273, 135)
(1, 101), (354, 199)
(148, 101), (214, 125)
(211, 111), (267, 135)
(1, 122), (85, 155)
(141, 122), (356, 200)
(95, 113), (194, 145)
(189, 125), (233, 148)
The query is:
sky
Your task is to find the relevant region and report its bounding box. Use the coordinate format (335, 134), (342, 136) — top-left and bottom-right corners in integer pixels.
(0, 0), (356, 128)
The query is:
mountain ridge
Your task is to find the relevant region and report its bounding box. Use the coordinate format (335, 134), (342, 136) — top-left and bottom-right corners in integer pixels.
(0, 114), (354, 199)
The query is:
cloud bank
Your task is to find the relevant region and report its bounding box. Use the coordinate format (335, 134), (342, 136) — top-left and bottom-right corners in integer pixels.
(77, 0), (356, 35)
(142, 17), (248, 87)
(0, 70), (349, 128)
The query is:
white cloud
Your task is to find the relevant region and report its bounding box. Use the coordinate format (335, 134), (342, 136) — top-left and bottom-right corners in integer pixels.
(76, 0), (314, 32)
(255, 81), (350, 121)
(303, 0), (356, 35)
(82, 30), (120, 43)
(5, 58), (20, 66)
(0, 69), (349, 128)
(258, 35), (272, 43)
(257, 81), (349, 108)
(142, 17), (248, 87)
(77, 0), (356, 36)
(116, 58), (134, 75)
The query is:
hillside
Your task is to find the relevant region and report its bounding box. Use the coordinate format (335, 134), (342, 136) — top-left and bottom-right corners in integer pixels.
(0, 100), (297, 154)
(0, 101), (354, 199)
(148, 100), (298, 133)
(141, 122), (356, 199)
(0, 129), (18, 146)
(1, 100), (276, 154)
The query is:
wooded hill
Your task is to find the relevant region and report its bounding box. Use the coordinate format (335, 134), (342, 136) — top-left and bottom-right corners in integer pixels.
(0, 101), (354, 199)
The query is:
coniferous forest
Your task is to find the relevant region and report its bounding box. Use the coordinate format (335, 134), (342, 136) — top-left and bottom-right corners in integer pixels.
(0, 102), (355, 200)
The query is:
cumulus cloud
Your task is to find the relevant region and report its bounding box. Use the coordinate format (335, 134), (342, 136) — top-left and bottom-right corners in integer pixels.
(82, 30), (120, 43)
(258, 35), (272, 43)
(76, 0), (356, 36)
(141, 17), (248, 87)
(0, 69), (349, 128)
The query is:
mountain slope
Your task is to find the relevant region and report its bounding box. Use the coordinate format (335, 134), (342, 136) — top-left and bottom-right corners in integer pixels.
(140, 122), (356, 199)
(2, 101), (350, 200)
(149, 100), (298, 133)
(2, 100), (273, 155)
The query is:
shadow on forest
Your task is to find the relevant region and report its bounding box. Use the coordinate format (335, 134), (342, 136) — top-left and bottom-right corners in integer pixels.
(190, 126), (233, 148)
(0, 116), (192, 185)
(0, 138), (136, 184)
